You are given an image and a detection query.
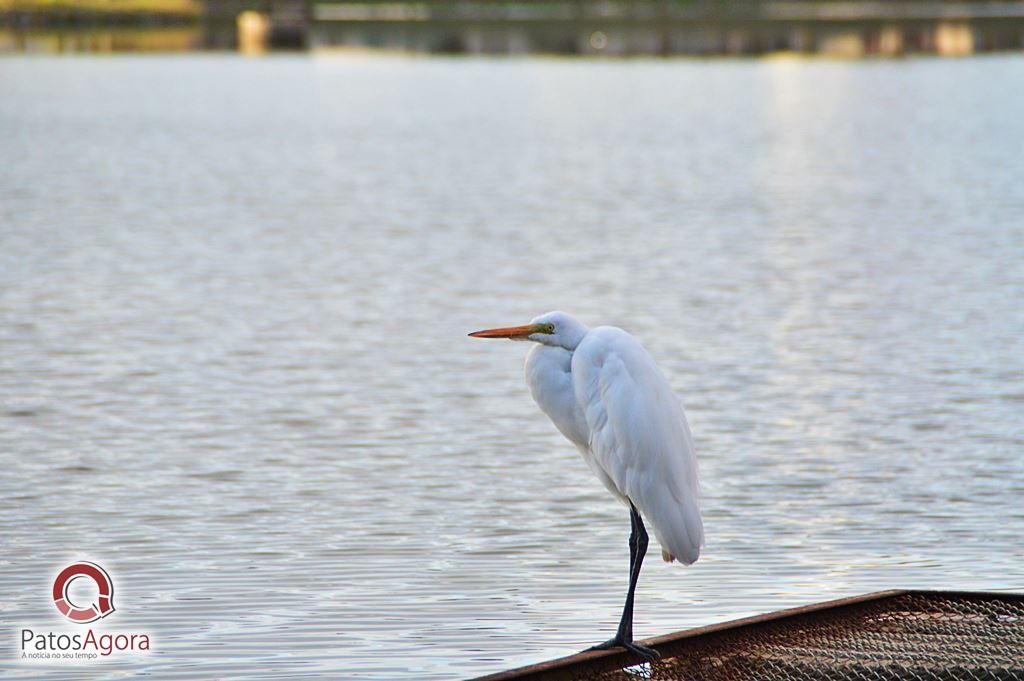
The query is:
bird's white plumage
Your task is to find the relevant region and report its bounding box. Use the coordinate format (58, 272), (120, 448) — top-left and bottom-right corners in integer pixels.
(524, 312), (704, 565)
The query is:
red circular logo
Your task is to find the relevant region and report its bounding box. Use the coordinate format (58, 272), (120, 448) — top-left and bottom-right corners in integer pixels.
(52, 562), (115, 623)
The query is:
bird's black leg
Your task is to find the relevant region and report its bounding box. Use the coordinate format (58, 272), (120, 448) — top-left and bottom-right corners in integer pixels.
(584, 503), (660, 661)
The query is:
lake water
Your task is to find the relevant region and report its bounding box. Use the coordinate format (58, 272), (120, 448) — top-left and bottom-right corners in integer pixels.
(1, 54), (1022, 679)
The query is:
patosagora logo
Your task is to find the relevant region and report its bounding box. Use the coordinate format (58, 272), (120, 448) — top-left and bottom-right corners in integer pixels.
(20, 561), (152, 662)
(52, 562), (115, 623)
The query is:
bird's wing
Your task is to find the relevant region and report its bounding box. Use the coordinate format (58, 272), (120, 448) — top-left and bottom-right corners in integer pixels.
(572, 327), (704, 564)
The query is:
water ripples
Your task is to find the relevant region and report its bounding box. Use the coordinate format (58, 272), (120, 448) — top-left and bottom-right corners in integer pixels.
(1, 54), (1023, 678)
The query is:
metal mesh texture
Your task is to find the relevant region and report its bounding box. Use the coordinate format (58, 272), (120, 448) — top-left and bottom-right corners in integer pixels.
(592, 592), (1024, 681)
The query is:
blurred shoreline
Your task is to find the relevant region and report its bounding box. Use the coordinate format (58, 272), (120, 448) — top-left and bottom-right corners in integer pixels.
(3, 0), (1024, 55)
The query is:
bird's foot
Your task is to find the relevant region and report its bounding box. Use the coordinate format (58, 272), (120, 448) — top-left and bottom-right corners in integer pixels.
(584, 637), (661, 662)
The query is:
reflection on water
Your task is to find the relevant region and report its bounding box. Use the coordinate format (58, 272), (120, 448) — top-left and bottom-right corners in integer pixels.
(1, 55), (1023, 679)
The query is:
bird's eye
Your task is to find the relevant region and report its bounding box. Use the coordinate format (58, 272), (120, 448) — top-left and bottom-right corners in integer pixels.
(545, 324), (555, 334)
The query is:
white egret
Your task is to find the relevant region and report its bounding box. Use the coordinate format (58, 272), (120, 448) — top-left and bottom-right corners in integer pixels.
(469, 311), (703, 660)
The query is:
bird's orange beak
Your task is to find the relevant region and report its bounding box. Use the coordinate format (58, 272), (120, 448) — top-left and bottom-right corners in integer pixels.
(468, 323), (544, 340)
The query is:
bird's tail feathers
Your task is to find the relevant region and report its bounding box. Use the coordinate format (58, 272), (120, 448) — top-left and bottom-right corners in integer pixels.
(646, 493), (703, 566)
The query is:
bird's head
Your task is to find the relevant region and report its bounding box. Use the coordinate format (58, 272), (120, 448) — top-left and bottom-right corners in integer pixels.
(469, 311), (588, 350)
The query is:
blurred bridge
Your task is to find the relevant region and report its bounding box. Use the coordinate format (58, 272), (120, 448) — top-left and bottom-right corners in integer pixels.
(304, 0), (1024, 55)
(203, 0), (1024, 55)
